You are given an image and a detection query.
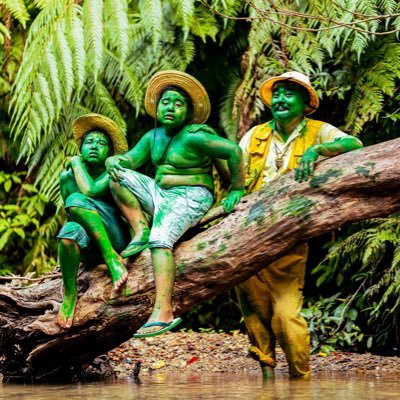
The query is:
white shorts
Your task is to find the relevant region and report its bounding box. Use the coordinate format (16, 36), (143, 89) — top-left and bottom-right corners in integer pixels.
(120, 171), (214, 249)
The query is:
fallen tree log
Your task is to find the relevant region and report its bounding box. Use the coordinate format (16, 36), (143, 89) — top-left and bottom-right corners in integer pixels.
(1, 138), (400, 381)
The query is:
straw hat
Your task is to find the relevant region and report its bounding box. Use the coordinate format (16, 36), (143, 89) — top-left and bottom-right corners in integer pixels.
(259, 71), (319, 115)
(72, 113), (128, 155)
(144, 70), (211, 124)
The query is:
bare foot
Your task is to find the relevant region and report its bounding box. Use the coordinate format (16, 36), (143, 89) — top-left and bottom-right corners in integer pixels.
(57, 293), (77, 329)
(109, 257), (128, 291)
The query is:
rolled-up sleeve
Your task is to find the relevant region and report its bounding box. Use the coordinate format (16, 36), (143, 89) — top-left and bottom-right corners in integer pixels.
(317, 123), (363, 146)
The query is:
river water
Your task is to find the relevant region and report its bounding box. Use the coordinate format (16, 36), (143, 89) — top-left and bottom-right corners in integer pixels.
(0, 372), (399, 399)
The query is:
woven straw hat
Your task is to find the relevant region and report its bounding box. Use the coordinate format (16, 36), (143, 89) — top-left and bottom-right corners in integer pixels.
(144, 70), (211, 124)
(259, 71), (319, 115)
(72, 113), (128, 155)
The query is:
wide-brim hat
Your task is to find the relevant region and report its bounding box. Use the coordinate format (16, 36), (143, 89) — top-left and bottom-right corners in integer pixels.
(259, 71), (319, 115)
(144, 70), (211, 124)
(72, 113), (128, 155)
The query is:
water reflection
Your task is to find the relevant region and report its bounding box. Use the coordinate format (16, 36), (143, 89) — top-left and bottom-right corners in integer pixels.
(0, 373), (399, 399)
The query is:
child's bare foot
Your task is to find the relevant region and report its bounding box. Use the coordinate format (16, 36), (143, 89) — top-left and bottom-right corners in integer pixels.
(57, 293), (77, 329)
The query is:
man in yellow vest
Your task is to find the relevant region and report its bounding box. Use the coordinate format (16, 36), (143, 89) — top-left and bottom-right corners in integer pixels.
(236, 71), (362, 378)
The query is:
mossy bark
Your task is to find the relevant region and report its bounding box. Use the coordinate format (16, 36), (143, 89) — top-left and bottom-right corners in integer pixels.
(2, 139), (400, 381)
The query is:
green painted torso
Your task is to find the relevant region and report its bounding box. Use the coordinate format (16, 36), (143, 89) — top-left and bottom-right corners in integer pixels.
(150, 127), (214, 190)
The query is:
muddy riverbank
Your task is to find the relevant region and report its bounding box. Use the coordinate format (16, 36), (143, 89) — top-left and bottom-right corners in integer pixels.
(107, 331), (400, 378)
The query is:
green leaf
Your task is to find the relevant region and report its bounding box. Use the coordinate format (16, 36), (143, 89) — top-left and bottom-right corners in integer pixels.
(0, 229), (13, 251)
(14, 228), (26, 239)
(4, 180), (12, 193)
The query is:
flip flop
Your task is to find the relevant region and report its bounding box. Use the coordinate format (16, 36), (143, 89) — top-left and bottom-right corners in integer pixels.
(133, 317), (182, 338)
(121, 241), (149, 258)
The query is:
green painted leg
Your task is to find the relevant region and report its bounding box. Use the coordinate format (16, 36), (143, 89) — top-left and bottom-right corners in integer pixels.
(58, 239), (80, 329)
(134, 248), (177, 336)
(110, 181), (150, 244)
(68, 207), (128, 290)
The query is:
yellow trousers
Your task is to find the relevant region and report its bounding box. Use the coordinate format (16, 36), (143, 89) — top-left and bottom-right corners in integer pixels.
(235, 243), (311, 377)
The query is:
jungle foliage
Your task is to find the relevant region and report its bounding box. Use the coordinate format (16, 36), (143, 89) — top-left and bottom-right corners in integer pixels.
(1, 0), (400, 352)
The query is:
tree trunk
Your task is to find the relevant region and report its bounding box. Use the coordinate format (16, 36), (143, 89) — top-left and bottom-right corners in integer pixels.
(1, 138), (400, 381)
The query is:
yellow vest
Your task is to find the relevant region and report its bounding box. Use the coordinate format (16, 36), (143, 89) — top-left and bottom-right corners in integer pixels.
(246, 119), (325, 193)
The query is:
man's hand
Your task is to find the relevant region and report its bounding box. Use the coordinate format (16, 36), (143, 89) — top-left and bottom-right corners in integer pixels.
(187, 124), (218, 136)
(295, 146), (320, 182)
(105, 155), (129, 181)
(221, 189), (245, 213)
(64, 155), (81, 170)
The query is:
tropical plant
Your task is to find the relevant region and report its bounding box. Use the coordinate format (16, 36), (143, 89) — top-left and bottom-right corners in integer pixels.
(313, 216), (400, 349)
(213, 0), (400, 138)
(0, 170), (60, 276)
(5, 0), (243, 205)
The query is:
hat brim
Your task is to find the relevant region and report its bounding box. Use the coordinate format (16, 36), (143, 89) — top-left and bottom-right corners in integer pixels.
(260, 76), (319, 115)
(145, 70), (211, 124)
(72, 113), (128, 155)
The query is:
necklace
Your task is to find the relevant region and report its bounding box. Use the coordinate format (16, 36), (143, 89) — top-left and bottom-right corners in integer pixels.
(273, 141), (289, 170)
(153, 129), (175, 167)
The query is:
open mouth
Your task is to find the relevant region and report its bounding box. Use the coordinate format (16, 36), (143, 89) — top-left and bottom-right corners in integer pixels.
(164, 115), (174, 120)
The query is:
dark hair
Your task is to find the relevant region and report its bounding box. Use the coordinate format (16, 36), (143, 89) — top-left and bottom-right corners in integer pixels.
(80, 129), (114, 155)
(157, 85), (193, 118)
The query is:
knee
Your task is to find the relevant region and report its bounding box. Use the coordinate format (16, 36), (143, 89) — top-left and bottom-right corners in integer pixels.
(273, 304), (300, 322)
(109, 179), (122, 194)
(60, 238), (79, 250)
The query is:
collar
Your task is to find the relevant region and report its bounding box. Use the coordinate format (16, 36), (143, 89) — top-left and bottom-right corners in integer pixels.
(272, 118), (307, 144)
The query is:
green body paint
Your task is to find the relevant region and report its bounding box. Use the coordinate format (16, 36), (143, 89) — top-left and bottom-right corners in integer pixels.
(107, 82), (246, 335)
(58, 131), (127, 330)
(309, 169), (343, 188)
(281, 195), (316, 220)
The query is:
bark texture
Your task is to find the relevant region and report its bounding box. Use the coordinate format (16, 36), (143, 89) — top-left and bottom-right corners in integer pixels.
(1, 139), (400, 381)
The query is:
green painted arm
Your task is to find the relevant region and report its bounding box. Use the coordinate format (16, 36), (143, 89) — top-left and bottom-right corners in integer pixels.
(106, 131), (152, 180)
(295, 137), (363, 182)
(187, 131), (245, 212)
(69, 156), (110, 197)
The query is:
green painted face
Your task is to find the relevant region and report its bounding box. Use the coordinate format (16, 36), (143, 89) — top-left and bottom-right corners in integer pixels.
(81, 132), (111, 165)
(156, 90), (189, 129)
(270, 83), (306, 122)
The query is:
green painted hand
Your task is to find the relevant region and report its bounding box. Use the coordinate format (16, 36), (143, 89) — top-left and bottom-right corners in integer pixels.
(295, 146), (319, 182)
(186, 124), (217, 136)
(105, 154), (129, 181)
(294, 146), (319, 182)
(221, 189), (245, 213)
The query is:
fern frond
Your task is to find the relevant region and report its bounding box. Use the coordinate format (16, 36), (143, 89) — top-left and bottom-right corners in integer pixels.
(0, 0), (30, 27)
(66, 4), (86, 94)
(104, 0), (129, 61)
(83, 0), (104, 78)
(170, 0), (195, 40)
(138, 0), (162, 50)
